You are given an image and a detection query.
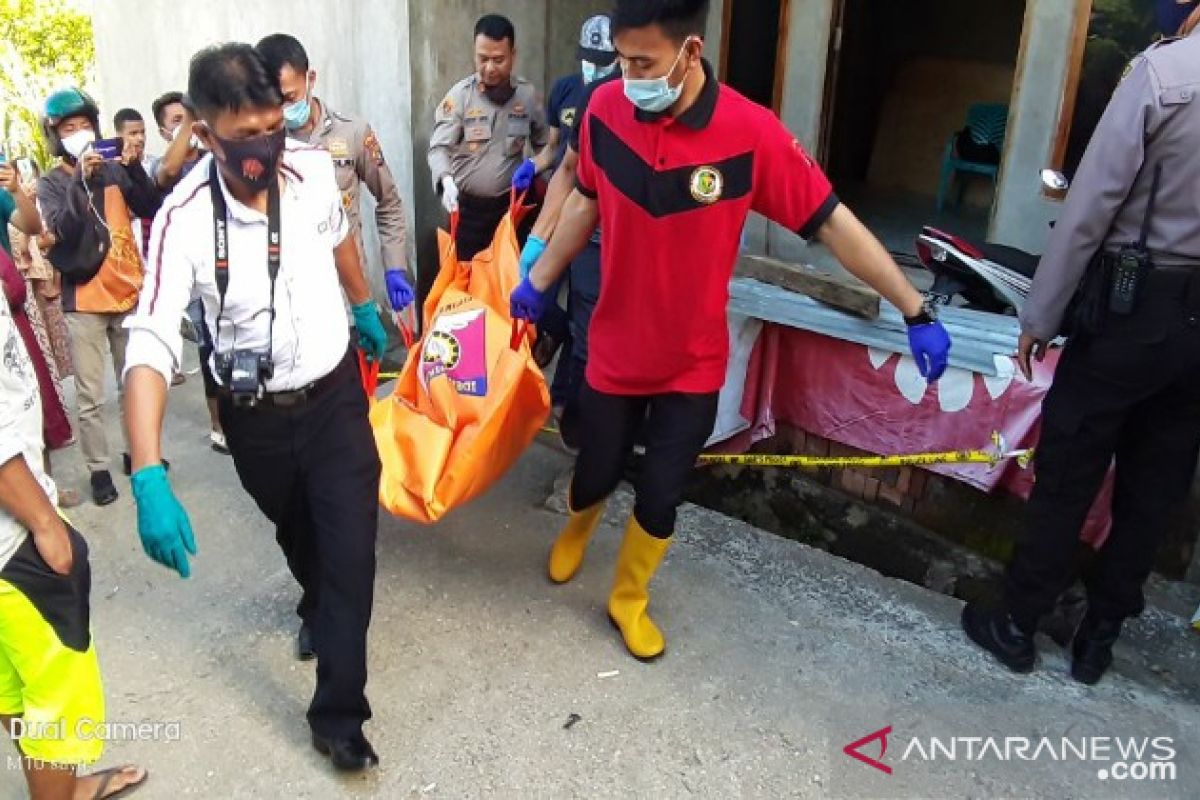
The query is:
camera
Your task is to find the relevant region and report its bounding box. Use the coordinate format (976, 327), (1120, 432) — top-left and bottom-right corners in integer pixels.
(215, 349), (274, 407)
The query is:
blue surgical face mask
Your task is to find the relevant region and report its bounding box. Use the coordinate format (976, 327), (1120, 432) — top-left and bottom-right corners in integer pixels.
(623, 39), (693, 113)
(283, 77), (313, 131)
(582, 60), (616, 85)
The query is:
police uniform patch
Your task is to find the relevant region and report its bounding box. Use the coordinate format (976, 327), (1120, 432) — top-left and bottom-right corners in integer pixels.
(364, 132), (385, 166)
(465, 108), (491, 143)
(328, 138), (350, 159)
(342, 191), (354, 210)
(690, 166), (724, 205)
(562, 108), (577, 128)
(440, 97), (455, 116)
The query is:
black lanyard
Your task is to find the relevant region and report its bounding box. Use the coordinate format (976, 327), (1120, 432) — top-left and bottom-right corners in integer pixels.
(210, 161), (281, 355)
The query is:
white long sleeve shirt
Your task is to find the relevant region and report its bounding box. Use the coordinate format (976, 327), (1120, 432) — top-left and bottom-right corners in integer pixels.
(124, 141), (352, 392)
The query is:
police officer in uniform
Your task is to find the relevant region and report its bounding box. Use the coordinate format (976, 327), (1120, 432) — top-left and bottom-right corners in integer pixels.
(963, 25), (1200, 686)
(258, 33), (415, 317)
(429, 13), (551, 261)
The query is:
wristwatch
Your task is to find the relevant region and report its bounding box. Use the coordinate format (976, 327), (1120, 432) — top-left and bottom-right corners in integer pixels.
(904, 300), (939, 327)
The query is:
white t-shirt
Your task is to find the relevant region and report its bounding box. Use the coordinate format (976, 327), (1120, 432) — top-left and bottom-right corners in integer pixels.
(0, 299), (55, 569)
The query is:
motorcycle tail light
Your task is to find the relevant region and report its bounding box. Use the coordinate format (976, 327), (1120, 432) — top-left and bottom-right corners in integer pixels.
(916, 239), (947, 264)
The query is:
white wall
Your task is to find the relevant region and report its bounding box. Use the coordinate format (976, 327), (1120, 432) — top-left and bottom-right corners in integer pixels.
(90, 0), (600, 301)
(91, 0), (417, 303)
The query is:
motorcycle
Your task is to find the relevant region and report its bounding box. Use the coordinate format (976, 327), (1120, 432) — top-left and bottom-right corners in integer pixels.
(900, 170), (1070, 315)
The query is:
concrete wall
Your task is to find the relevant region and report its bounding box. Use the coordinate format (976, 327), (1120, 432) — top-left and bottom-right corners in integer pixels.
(756, 0), (835, 264)
(91, 0), (417, 306)
(989, 0), (1078, 252)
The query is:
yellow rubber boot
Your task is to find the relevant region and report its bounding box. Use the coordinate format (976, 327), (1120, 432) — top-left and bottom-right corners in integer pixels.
(548, 502), (605, 584)
(607, 517), (671, 661)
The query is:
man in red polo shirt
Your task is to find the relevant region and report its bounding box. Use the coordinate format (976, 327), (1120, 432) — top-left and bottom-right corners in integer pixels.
(511, 0), (951, 661)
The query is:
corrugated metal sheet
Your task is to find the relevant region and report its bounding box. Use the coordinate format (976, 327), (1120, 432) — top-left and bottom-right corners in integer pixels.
(727, 278), (1020, 377)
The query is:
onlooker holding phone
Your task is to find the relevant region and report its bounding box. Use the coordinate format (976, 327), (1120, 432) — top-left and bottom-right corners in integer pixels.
(37, 88), (163, 507)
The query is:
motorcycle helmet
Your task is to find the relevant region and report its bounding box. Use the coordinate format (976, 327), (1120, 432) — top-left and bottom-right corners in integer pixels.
(42, 87), (102, 160)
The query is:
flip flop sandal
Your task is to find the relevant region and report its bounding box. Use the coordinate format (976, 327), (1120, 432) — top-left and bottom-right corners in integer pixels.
(210, 431), (231, 455)
(87, 765), (149, 800)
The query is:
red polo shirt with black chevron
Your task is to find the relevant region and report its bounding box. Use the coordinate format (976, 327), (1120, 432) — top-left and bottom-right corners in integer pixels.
(576, 60), (839, 395)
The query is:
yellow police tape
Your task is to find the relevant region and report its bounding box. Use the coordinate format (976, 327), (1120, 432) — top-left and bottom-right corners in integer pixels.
(539, 428), (1035, 471)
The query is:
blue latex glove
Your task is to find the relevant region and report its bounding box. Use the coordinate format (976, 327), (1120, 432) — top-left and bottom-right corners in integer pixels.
(908, 320), (952, 382)
(519, 235), (547, 281)
(384, 269), (414, 311)
(131, 464), (196, 579)
(352, 300), (388, 362)
(512, 158), (537, 192)
(510, 277), (550, 323)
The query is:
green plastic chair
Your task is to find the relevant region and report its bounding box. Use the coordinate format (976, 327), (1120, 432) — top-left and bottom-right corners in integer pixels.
(936, 103), (1008, 212)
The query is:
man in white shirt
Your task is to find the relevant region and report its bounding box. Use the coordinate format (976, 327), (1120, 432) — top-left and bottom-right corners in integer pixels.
(122, 43), (387, 772)
(0, 300), (148, 798)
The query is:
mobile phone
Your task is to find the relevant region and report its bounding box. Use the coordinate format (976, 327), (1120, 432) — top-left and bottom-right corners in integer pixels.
(16, 159), (35, 183)
(92, 137), (123, 160)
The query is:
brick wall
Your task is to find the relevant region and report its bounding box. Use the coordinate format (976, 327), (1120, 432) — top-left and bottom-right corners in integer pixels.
(751, 423), (1197, 577)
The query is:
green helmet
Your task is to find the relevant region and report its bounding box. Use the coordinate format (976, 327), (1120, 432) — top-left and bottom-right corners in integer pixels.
(41, 87), (101, 158)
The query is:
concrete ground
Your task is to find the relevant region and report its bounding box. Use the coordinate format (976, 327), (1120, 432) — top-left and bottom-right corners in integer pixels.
(2, 359), (1198, 800)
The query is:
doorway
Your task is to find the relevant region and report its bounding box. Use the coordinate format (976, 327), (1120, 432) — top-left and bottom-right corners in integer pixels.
(819, 0), (1027, 248)
(720, 0), (789, 113)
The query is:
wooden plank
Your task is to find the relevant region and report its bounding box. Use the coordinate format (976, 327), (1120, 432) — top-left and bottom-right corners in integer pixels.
(735, 254), (880, 319)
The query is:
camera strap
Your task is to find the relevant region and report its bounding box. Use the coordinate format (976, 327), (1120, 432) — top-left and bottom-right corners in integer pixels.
(210, 160), (282, 357)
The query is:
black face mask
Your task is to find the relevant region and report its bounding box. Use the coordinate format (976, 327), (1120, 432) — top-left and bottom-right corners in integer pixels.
(484, 81), (516, 106)
(213, 127), (286, 193)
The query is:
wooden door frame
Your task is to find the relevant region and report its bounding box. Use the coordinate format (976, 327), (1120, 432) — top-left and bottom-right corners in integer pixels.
(1046, 0), (1093, 186)
(816, 0), (847, 167)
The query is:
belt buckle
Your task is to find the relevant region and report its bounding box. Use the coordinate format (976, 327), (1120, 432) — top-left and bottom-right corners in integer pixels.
(270, 390), (307, 409)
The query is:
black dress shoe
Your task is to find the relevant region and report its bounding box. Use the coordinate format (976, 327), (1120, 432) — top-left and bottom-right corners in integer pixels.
(297, 622), (316, 662)
(312, 732), (379, 772)
(1071, 614), (1123, 686)
(91, 470), (119, 506)
(961, 601), (1036, 673)
(123, 453), (170, 477)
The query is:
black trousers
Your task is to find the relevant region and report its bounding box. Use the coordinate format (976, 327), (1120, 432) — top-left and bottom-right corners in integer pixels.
(559, 242), (602, 432)
(571, 383), (718, 538)
(219, 351), (381, 739)
(1005, 273), (1200, 629)
(454, 192), (537, 262)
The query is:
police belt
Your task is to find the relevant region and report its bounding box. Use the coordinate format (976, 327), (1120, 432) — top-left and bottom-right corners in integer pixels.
(1097, 254), (1200, 301)
(219, 349), (357, 410)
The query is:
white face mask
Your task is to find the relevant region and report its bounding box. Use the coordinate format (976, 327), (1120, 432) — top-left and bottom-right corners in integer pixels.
(622, 38), (694, 113)
(61, 129), (96, 159)
(582, 60), (617, 85)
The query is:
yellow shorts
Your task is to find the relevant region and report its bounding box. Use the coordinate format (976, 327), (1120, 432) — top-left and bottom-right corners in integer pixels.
(0, 527), (104, 767)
